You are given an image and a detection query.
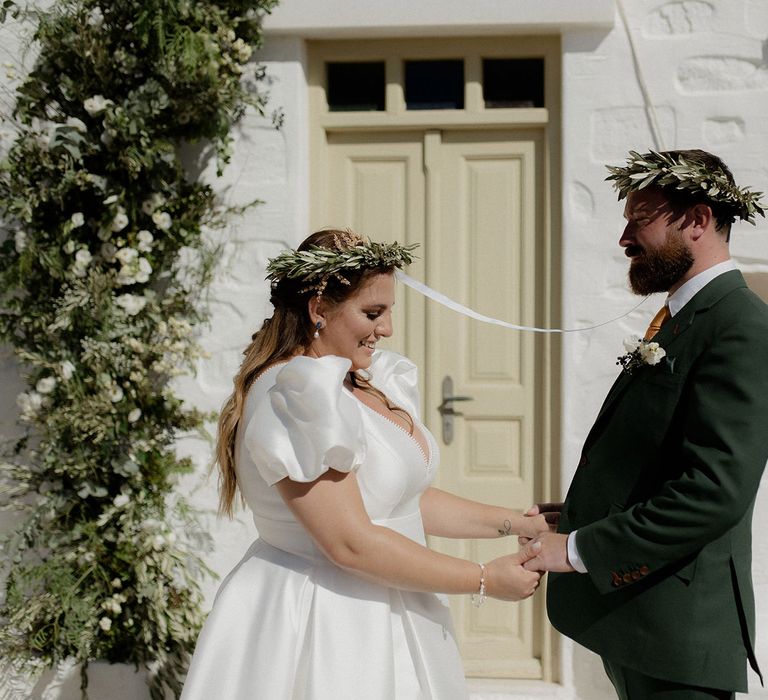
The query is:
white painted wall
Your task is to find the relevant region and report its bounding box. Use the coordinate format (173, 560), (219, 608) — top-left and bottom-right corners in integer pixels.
(2, 1), (767, 698)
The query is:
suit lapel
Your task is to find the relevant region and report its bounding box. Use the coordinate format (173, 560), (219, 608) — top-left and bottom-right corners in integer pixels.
(586, 270), (747, 444)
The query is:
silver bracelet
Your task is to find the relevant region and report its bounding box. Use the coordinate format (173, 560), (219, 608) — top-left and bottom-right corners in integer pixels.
(471, 563), (487, 608)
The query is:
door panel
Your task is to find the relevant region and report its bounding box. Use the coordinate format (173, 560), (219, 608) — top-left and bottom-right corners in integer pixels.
(322, 131), (426, 367)
(427, 130), (543, 677)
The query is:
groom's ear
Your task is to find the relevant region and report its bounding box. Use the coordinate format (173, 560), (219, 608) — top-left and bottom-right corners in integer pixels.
(688, 203), (713, 241)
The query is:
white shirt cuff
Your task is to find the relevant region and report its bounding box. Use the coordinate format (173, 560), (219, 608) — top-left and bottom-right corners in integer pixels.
(567, 530), (588, 573)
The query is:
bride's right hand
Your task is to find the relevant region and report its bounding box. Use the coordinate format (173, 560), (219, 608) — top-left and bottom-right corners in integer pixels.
(485, 542), (542, 601)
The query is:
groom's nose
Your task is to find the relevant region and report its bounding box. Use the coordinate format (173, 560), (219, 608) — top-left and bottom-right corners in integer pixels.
(619, 223), (634, 248)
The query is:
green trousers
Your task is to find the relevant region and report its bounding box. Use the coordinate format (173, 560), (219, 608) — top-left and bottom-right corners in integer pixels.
(602, 659), (735, 700)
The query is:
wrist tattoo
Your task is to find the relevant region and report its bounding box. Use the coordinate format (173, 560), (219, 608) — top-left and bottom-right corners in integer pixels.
(497, 519), (513, 537)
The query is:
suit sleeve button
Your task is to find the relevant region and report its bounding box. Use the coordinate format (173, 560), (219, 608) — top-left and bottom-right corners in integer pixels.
(622, 573), (632, 583)
(639, 565), (649, 576)
(611, 571), (622, 587)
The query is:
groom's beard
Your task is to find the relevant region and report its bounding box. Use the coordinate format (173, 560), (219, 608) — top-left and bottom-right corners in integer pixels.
(627, 232), (694, 296)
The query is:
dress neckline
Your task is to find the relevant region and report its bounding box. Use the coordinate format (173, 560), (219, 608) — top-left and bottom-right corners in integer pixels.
(348, 391), (433, 470)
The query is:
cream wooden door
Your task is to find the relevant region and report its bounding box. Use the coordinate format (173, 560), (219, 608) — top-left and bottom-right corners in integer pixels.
(318, 128), (548, 679)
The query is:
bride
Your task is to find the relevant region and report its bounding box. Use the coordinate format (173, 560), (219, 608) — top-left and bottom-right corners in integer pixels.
(180, 229), (552, 699)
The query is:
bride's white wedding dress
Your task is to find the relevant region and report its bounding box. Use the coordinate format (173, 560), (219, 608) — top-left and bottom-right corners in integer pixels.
(181, 350), (468, 699)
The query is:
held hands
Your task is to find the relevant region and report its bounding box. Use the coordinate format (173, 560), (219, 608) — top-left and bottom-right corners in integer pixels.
(516, 504), (573, 574)
(518, 502), (562, 545)
(522, 533), (574, 573)
(484, 541), (543, 601)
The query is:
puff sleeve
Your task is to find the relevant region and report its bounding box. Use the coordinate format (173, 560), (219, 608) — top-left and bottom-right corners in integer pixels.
(243, 355), (367, 485)
(368, 350), (421, 419)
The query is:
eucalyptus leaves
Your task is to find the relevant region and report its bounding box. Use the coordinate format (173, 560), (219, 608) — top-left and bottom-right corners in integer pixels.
(606, 149), (765, 225)
(0, 0), (276, 697)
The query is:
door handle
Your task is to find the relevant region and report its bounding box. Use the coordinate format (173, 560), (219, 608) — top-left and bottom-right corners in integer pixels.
(438, 376), (473, 445)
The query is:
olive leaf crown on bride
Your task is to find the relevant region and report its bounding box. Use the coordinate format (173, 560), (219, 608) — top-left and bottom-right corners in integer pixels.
(265, 230), (418, 297)
(605, 149), (765, 226)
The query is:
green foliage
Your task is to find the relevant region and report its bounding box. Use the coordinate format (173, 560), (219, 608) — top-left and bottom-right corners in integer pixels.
(0, 0), (278, 697)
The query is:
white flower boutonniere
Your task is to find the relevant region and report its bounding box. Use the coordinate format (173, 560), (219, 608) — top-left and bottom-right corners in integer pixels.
(617, 336), (667, 374)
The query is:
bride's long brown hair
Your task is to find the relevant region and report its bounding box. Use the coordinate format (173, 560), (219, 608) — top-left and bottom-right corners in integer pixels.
(215, 229), (412, 516)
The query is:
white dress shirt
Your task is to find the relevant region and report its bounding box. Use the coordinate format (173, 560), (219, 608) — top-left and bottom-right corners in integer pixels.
(566, 259), (738, 573)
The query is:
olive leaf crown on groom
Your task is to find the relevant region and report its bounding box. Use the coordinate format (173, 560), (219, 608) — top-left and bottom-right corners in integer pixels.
(605, 148), (765, 229)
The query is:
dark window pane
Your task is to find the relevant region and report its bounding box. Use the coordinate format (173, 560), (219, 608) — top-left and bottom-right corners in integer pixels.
(405, 60), (464, 110)
(327, 62), (385, 112)
(483, 58), (544, 108)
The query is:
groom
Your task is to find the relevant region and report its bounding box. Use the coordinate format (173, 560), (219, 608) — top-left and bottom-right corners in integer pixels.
(525, 149), (768, 699)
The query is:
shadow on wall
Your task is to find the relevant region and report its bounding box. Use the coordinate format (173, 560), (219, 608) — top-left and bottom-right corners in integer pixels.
(743, 272), (768, 304)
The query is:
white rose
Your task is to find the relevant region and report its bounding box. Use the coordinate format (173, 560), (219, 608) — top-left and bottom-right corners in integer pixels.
(111, 210), (129, 232)
(134, 258), (152, 283)
(109, 385), (124, 403)
(622, 336), (642, 354)
(63, 240), (76, 254)
(75, 249), (92, 266)
(111, 578), (123, 589)
(639, 342), (666, 366)
(115, 293), (147, 316)
(151, 211), (172, 231)
(233, 38), (252, 63)
(83, 95), (113, 117)
(113, 493), (130, 508)
(137, 229), (153, 252)
(115, 247), (138, 265)
(70, 212), (85, 227)
(16, 391), (43, 417)
(60, 360), (76, 380)
(99, 617), (112, 632)
(14, 230), (27, 252)
(103, 194), (119, 205)
(127, 407), (142, 423)
(36, 376), (57, 394)
(117, 269), (136, 286)
(102, 598), (122, 614)
(88, 7), (104, 27)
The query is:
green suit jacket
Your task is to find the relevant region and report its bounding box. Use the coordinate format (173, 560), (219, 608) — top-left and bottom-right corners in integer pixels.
(548, 270), (768, 692)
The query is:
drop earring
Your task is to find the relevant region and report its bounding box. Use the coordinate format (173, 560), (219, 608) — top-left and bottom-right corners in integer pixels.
(313, 321), (322, 339)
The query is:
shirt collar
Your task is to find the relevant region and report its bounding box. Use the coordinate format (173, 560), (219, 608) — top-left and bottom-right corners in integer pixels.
(667, 259), (737, 317)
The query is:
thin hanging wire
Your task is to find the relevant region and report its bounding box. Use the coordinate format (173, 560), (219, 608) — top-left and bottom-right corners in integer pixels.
(616, 0), (666, 150)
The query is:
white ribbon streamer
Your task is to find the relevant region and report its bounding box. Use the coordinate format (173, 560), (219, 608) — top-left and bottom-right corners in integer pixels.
(395, 270), (648, 334)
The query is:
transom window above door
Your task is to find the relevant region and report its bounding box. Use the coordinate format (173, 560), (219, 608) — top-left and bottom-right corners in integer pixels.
(325, 56), (546, 112)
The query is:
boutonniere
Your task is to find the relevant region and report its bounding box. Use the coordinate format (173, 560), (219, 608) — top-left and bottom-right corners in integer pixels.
(617, 336), (666, 374)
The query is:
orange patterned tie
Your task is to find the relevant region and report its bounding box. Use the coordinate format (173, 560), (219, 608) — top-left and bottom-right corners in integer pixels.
(644, 305), (671, 341)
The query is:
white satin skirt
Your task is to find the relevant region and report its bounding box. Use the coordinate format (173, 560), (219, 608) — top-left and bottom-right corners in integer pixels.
(181, 513), (468, 700)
